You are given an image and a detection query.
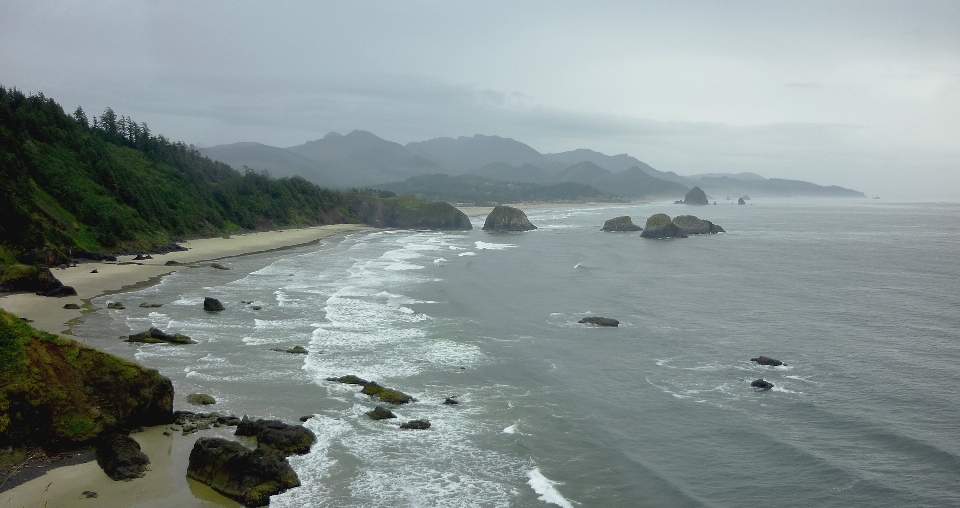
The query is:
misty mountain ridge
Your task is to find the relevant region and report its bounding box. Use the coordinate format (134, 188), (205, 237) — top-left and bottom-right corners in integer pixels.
(199, 130), (865, 199)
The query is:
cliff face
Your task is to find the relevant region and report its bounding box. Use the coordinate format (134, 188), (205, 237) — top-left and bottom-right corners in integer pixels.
(482, 205), (537, 231)
(349, 195), (472, 230)
(0, 309), (173, 447)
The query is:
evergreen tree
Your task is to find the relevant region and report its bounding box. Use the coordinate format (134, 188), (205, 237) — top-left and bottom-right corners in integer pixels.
(73, 106), (88, 128)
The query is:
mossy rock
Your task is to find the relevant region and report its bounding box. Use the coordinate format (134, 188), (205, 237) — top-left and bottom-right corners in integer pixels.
(366, 405), (397, 420)
(325, 374), (370, 386)
(640, 214), (688, 239)
(0, 265), (63, 293)
(107, 302), (125, 310)
(601, 216), (641, 232)
(482, 205), (537, 231)
(234, 417), (317, 456)
(360, 382), (414, 404)
(187, 437), (300, 507)
(0, 309), (173, 447)
(187, 394), (216, 405)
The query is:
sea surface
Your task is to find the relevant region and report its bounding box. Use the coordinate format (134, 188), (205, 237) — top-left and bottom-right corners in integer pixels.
(74, 199), (960, 508)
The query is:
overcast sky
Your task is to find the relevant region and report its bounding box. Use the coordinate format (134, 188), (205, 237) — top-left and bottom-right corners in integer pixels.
(2, 0), (958, 199)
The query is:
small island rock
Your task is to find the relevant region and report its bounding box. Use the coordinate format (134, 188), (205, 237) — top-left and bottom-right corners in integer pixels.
(578, 316), (619, 327)
(672, 215), (725, 235)
(366, 406), (397, 420)
(203, 297), (224, 311)
(639, 214), (688, 239)
(482, 205), (537, 231)
(750, 356), (786, 367)
(235, 417), (317, 456)
(738, 197), (746, 205)
(601, 216), (642, 232)
(187, 393), (216, 405)
(751, 379), (774, 390)
(127, 327), (195, 344)
(682, 186), (709, 205)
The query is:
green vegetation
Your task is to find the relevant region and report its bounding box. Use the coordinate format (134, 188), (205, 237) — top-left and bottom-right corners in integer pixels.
(644, 214), (672, 230)
(349, 193), (472, 230)
(0, 86), (352, 265)
(0, 308), (173, 447)
(360, 382), (414, 404)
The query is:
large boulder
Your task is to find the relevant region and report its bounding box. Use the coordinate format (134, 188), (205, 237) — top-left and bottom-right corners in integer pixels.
(482, 205), (537, 231)
(96, 433), (149, 481)
(400, 419), (431, 430)
(738, 197), (746, 205)
(366, 406), (397, 420)
(203, 297), (225, 311)
(361, 382), (415, 404)
(0, 309), (174, 448)
(639, 214), (688, 239)
(127, 327), (195, 344)
(0, 265), (64, 293)
(751, 379), (774, 390)
(39, 285), (78, 298)
(682, 186), (709, 205)
(672, 215), (725, 235)
(187, 437), (300, 507)
(235, 417), (317, 456)
(601, 216), (642, 232)
(187, 393), (216, 405)
(750, 356), (786, 367)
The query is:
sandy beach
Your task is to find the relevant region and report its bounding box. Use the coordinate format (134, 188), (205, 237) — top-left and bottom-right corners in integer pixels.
(0, 223), (373, 508)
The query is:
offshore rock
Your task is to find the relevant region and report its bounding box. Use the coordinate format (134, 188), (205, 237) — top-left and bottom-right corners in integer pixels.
(578, 316), (619, 327)
(400, 419), (431, 430)
(361, 382), (415, 404)
(203, 297), (225, 311)
(187, 437), (300, 507)
(96, 433), (149, 481)
(751, 356), (786, 367)
(271, 346), (308, 354)
(187, 394), (216, 405)
(366, 406), (397, 420)
(325, 374), (370, 386)
(601, 216), (642, 232)
(482, 205), (537, 231)
(639, 214), (688, 239)
(235, 417), (317, 456)
(682, 186), (709, 205)
(738, 197), (746, 205)
(672, 215), (725, 235)
(127, 327), (195, 344)
(751, 379), (774, 390)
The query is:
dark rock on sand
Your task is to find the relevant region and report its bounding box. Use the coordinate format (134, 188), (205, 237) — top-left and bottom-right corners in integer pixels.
(82, 491), (98, 498)
(95, 433), (150, 481)
(164, 260), (181, 266)
(0, 264), (64, 293)
(90, 269), (98, 273)
(400, 419), (431, 430)
(127, 327), (195, 344)
(235, 417), (317, 456)
(132, 254), (153, 260)
(203, 297), (224, 311)
(578, 316), (619, 327)
(750, 356), (786, 367)
(210, 263), (230, 270)
(366, 406), (397, 420)
(639, 214), (688, 239)
(482, 205), (537, 231)
(751, 379), (774, 390)
(63, 303), (81, 309)
(187, 437), (300, 507)
(40, 285), (78, 298)
(601, 216), (642, 232)
(187, 394), (216, 405)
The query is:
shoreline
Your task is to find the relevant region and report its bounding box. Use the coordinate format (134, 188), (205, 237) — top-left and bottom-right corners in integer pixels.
(0, 223), (375, 507)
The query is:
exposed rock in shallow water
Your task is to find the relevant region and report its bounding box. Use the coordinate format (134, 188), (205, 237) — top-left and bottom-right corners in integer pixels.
(578, 316), (619, 327)
(271, 346), (307, 354)
(400, 419), (431, 430)
(366, 406), (397, 420)
(106, 301), (125, 309)
(203, 297), (224, 311)
(325, 374), (370, 386)
(482, 205), (537, 231)
(127, 327), (195, 344)
(640, 214), (688, 239)
(738, 197), (746, 205)
(63, 303), (81, 309)
(672, 215), (725, 235)
(444, 397), (459, 405)
(361, 382), (415, 404)
(601, 216), (642, 232)
(96, 433), (149, 481)
(139, 302), (162, 308)
(235, 417), (317, 456)
(751, 379), (774, 390)
(187, 393), (216, 405)
(210, 263), (229, 270)
(187, 437), (300, 507)
(750, 356), (786, 367)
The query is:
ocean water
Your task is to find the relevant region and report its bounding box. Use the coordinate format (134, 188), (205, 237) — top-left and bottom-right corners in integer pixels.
(73, 199), (960, 507)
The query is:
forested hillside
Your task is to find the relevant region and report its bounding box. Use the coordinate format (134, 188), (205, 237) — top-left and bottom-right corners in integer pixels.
(0, 87), (468, 267)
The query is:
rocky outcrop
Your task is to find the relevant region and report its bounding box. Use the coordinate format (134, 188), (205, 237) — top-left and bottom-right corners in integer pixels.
(107, 301), (125, 309)
(601, 216), (642, 232)
(96, 433), (149, 481)
(63, 303), (81, 309)
(482, 205), (537, 231)
(400, 419), (431, 430)
(672, 215), (725, 235)
(203, 297), (224, 311)
(349, 195), (472, 230)
(210, 263), (230, 270)
(187, 437), (300, 507)
(139, 303), (162, 308)
(443, 397), (459, 405)
(366, 406), (397, 420)
(682, 186), (709, 205)
(127, 327), (195, 344)
(738, 197), (746, 205)
(39, 285), (78, 297)
(750, 356), (786, 367)
(0, 265), (64, 293)
(361, 382), (415, 404)
(640, 214), (688, 239)
(270, 346), (307, 354)
(325, 374), (370, 386)
(0, 309), (174, 448)
(235, 417), (317, 456)
(751, 379), (774, 390)
(578, 316), (619, 327)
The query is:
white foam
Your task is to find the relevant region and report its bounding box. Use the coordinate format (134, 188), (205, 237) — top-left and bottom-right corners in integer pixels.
(433, 257), (447, 265)
(503, 424), (517, 434)
(458, 251), (476, 257)
(527, 468), (575, 508)
(475, 241), (516, 250)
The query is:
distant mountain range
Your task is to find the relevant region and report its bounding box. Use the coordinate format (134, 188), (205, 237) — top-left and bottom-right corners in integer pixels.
(199, 130), (866, 201)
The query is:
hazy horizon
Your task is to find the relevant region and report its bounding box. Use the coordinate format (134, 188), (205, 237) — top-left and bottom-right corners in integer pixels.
(2, 1), (958, 199)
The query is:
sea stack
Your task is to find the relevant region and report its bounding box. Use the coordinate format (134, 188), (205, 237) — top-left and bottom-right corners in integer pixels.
(601, 216), (642, 232)
(639, 214), (688, 239)
(682, 186), (709, 206)
(672, 215), (725, 235)
(482, 205), (537, 231)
